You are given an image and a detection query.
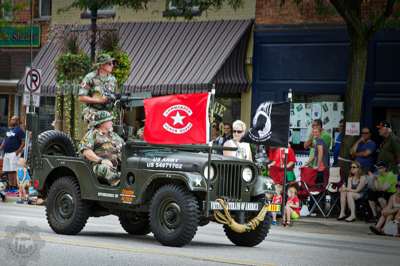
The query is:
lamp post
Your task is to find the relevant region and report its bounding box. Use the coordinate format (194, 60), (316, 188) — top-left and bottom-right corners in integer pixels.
(80, 8), (116, 62)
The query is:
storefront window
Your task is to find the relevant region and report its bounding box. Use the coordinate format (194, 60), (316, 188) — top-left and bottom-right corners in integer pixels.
(290, 94), (344, 151)
(213, 96), (241, 125)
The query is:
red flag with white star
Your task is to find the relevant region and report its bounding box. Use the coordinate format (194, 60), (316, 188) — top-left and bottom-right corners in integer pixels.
(143, 93), (210, 144)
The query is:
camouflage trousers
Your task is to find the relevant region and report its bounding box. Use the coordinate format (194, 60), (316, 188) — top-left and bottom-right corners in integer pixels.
(82, 107), (111, 128)
(93, 162), (119, 186)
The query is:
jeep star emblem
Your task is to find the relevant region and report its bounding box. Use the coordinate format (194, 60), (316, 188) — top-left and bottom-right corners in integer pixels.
(163, 104), (193, 134)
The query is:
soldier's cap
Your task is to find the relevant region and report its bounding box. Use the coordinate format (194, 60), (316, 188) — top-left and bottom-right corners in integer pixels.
(376, 121), (391, 129)
(93, 111), (113, 126)
(94, 53), (115, 67)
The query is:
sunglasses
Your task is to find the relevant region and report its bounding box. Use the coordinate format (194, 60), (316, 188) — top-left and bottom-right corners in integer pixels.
(233, 130), (243, 134)
(105, 62), (114, 66)
(361, 132), (370, 134)
(351, 166), (359, 169)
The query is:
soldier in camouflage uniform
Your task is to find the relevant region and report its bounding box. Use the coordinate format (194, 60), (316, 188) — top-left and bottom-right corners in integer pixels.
(79, 53), (117, 128)
(79, 111), (125, 186)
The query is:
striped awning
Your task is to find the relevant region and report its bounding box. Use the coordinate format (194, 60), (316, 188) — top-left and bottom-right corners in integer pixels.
(19, 20), (252, 96)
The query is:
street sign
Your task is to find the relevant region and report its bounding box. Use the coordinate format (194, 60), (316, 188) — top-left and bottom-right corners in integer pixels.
(24, 67), (42, 94)
(23, 93), (40, 107)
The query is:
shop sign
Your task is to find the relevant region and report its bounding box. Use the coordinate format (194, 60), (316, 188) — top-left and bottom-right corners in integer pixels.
(345, 122), (360, 136)
(213, 102), (227, 118)
(0, 25), (41, 48)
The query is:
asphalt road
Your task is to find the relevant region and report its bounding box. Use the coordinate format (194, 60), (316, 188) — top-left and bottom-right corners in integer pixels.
(0, 203), (399, 266)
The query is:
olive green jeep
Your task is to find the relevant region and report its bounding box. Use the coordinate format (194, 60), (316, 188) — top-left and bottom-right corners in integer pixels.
(27, 112), (278, 247)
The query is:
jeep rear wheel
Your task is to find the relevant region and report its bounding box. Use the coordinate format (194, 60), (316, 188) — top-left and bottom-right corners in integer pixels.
(119, 212), (151, 235)
(150, 185), (199, 247)
(224, 215), (271, 247)
(46, 177), (89, 235)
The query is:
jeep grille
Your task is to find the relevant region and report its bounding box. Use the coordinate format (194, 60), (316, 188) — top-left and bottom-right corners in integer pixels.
(215, 163), (243, 200)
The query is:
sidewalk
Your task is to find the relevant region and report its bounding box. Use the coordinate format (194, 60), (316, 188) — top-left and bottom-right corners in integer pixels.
(285, 216), (376, 237)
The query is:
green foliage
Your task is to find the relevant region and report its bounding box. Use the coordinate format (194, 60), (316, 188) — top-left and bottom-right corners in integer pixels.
(164, 0), (243, 19)
(99, 30), (131, 88)
(55, 53), (91, 83)
(58, 0), (150, 13)
(110, 50), (131, 88)
(0, 0), (25, 25)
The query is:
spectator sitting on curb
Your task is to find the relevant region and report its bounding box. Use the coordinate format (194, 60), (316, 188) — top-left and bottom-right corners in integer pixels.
(368, 161), (398, 220)
(16, 158), (31, 204)
(271, 184), (283, 225)
(370, 181), (400, 235)
(350, 127), (377, 174)
(376, 121), (400, 174)
(283, 185), (300, 227)
(337, 161), (368, 222)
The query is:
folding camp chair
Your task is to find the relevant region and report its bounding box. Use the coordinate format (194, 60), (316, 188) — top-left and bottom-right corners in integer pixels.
(319, 167), (342, 217)
(297, 167), (327, 217)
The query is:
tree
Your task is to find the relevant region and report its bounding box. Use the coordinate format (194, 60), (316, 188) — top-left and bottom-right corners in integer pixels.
(59, 1), (151, 62)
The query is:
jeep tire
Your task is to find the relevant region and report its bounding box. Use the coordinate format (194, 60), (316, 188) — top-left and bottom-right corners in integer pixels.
(150, 185), (199, 247)
(224, 215), (271, 247)
(46, 177), (89, 235)
(38, 130), (76, 156)
(119, 212), (151, 235)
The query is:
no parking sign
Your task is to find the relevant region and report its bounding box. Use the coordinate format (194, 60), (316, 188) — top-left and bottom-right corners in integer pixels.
(23, 67), (41, 107)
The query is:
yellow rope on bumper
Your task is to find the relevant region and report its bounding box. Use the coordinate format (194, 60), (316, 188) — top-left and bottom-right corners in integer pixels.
(213, 198), (269, 233)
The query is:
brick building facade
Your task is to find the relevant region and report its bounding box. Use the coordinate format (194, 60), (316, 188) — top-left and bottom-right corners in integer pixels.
(0, 0), (51, 134)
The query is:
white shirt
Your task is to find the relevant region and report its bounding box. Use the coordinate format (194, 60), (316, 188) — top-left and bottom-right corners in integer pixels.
(223, 140), (252, 161)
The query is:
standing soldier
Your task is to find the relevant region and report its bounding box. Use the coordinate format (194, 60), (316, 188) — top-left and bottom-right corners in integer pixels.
(79, 111), (125, 186)
(79, 53), (117, 128)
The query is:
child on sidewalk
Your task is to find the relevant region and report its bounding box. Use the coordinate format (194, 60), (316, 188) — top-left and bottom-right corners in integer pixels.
(271, 184), (283, 225)
(283, 185), (301, 226)
(16, 158), (31, 204)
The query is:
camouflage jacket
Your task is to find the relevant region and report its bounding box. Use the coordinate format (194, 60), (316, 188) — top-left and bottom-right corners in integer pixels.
(79, 128), (125, 166)
(79, 71), (117, 111)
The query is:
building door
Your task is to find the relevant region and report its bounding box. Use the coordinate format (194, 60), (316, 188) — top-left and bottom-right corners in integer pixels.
(387, 109), (400, 136)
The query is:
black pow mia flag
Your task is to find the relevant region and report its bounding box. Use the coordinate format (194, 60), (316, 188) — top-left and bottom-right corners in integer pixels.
(241, 101), (290, 147)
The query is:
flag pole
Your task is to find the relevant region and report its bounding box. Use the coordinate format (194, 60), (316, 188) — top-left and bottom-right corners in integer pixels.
(206, 85), (216, 216)
(282, 88), (293, 224)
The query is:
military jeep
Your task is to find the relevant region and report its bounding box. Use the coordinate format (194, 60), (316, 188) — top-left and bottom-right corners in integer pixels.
(27, 112), (278, 247)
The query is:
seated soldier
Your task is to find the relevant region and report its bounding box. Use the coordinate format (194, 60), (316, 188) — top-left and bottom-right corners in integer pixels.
(79, 111), (125, 186)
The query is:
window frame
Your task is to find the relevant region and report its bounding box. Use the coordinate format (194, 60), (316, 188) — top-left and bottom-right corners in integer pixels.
(38, 0), (51, 19)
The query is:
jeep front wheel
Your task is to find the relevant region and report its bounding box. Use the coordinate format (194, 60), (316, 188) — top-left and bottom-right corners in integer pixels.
(150, 185), (199, 247)
(46, 177), (89, 235)
(119, 212), (151, 235)
(224, 215), (271, 247)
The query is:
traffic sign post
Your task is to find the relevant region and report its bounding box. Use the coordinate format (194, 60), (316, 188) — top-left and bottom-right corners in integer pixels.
(23, 67), (42, 161)
(23, 67), (42, 108)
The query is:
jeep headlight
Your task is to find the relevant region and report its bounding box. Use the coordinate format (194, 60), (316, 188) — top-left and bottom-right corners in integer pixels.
(203, 166), (215, 180)
(242, 167), (253, 182)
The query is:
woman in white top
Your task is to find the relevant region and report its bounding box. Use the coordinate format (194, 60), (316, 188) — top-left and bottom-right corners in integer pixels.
(223, 120), (252, 161)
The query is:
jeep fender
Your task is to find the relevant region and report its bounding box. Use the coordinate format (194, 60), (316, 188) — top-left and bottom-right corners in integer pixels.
(251, 175), (276, 197)
(35, 157), (99, 201)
